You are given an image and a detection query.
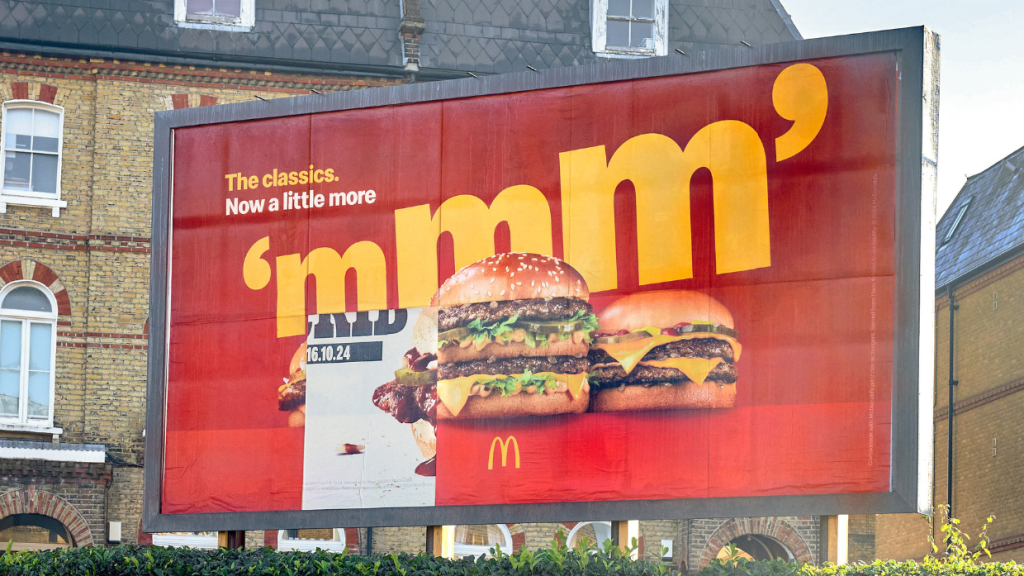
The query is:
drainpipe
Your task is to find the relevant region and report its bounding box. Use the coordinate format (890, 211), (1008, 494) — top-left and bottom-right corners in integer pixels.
(946, 285), (958, 521)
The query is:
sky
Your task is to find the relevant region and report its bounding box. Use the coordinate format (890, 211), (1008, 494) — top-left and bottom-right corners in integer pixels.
(782, 0), (1024, 217)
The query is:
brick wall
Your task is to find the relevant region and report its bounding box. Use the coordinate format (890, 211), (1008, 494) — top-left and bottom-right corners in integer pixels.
(0, 51), (403, 545)
(0, 459), (113, 546)
(687, 517), (818, 571)
(875, 252), (1024, 563)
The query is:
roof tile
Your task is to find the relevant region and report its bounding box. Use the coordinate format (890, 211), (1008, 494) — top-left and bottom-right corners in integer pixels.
(936, 146), (1024, 289)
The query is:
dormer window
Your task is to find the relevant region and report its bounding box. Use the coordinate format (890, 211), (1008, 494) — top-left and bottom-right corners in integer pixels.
(941, 198), (971, 245)
(591, 0), (668, 57)
(174, 0), (254, 29)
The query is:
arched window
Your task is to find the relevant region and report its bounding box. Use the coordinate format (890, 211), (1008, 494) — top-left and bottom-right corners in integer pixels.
(0, 101), (67, 217)
(567, 522), (613, 550)
(277, 529), (348, 552)
(453, 525), (513, 558)
(0, 281), (57, 427)
(716, 535), (795, 562)
(0, 513), (72, 551)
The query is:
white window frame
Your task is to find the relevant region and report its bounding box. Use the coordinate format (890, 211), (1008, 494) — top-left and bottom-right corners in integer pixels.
(567, 521), (613, 549)
(453, 524), (513, 558)
(0, 101), (67, 217)
(277, 529), (349, 552)
(174, 0), (255, 31)
(151, 532), (219, 549)
(0, 281), (58, 431)
(941, 198), (971, 245)
(591, 0), (668, 58)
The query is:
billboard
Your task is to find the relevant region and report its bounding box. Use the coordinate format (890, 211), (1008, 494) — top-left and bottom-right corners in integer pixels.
(144, 27), (935, 531)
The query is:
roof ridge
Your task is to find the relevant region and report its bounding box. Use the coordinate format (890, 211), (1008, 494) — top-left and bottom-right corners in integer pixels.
(768, 0), (802, 41)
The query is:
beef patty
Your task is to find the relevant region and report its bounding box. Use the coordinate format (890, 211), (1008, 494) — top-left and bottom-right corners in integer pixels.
(439, 297), (593, 331)
(438, 355), (588, 380)
(589, 361), (737, 388)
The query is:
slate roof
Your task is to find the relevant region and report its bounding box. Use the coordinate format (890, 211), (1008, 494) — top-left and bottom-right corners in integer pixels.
(936, 145), (1024, 290)
(0, 0), (798, 76)
(420, 0), (801, 73)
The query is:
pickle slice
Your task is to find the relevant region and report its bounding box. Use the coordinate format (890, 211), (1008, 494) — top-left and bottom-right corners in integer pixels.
(436, 326), (472, 344)
(394, 367), (438, 387)
(593, 330), (653, 345)
(513, 319), (583, 334)
(677, 323), (739, 339)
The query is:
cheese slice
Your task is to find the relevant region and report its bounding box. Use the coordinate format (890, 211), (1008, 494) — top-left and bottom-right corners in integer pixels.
(593, 333), (741, 375)
(436, 372), (588, 417)
(640, 357), (724, 386)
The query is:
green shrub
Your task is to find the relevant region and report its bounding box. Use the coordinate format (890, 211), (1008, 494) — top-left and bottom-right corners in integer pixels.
(0, 534), (678, 576)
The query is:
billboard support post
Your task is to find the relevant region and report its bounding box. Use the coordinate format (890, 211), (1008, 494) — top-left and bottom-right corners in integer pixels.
(426, 525), (454, 558)
(218, 531), (245, 550)
(610, 521), (639, 557)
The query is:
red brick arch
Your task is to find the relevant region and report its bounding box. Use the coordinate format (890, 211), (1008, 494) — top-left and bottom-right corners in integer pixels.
(0, 487), (95, 546)
(699, 518), (813, 567)
(0, 259), (72, 321)
(506, 523), (526, 551)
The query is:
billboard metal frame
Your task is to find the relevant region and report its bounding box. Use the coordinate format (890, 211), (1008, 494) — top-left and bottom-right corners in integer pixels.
(144, 26), (934, 532)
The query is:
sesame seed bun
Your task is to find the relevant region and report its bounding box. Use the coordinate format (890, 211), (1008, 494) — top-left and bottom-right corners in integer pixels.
(596, 290), (734, 332)
(438, 253), (589, 306)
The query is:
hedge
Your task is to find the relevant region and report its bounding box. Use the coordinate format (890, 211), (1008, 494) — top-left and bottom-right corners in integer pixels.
(3, 512), (1021, 576)
(698, 559), (1023, 576)
(0, 538), (677, 576)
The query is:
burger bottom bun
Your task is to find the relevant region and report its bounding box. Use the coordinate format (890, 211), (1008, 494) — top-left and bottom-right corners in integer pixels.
(593, 382), (735, 412)
(410, 420), (437, 458)
(437, 390), (589, 420)
(287, 406), (306, 427)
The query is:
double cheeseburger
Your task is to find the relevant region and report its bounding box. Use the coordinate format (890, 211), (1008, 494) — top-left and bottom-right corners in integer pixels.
(278, 343), (308, 427)
(588, 290), (741, 412)
(372, 306), (439, 476)
(435, 253), (598, 420)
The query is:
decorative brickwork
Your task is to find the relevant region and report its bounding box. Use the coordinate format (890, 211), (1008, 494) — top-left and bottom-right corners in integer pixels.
(0, 460), (114, 546)
(0, 259), (73, 318)
(694, 517), (816, 568)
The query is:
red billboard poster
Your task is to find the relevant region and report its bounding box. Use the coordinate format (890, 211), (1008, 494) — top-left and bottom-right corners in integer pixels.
(146, 29), (935, 529)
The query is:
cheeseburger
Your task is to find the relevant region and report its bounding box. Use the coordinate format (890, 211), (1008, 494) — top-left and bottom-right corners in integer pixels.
(277, 343), (308, 427)
(589, 290), (741, 412)
(372, 306), (439, 475)
(435, 253), (598, 420)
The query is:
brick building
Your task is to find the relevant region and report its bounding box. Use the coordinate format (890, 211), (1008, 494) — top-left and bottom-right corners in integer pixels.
(865, 146), (1024, 563)
(0, 0), (815, 565)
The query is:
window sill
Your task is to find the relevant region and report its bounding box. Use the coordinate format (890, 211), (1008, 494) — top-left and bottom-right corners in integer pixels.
(175, 20), (253, 32)
(597, 50), (657, 59)
(0, 194), (67, 217)
(0, 422), (63, 436)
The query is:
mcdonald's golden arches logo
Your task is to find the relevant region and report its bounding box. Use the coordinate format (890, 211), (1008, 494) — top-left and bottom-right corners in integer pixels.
(488, 436), (520, 470)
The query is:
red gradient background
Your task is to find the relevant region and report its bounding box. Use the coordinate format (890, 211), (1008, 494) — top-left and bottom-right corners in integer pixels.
(163, 53), (897, 513)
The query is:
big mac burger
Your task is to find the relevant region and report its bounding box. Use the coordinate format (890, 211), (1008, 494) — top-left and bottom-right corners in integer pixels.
(434, 253), (598, 420)
(588, 290), (741, 412)
(278, 343), (308, 427)
(372, 306), (439, 475)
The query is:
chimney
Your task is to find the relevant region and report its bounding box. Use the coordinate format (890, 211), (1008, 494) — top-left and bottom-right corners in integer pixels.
(400, 0), (426, 73)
